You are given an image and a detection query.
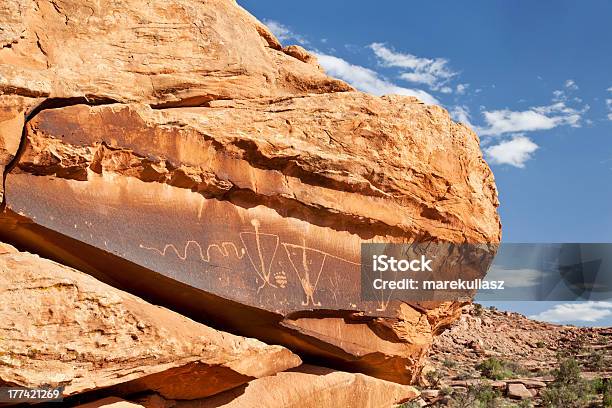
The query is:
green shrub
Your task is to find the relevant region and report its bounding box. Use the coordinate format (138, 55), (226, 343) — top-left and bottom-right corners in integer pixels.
(535, 340), (546, 348)
(425, 369), (444, 387)
(445, 383), (501, 408)
(443, 358), (457, 368)
(516, 400), (533, 408)
(592, 377), (606, 393)
(604, 384), (612, 408)
(552, 357), (582, 385)
(586, 350), (606, 371)
(396, 401), (421, 408)
(541, 385), (590, 408)
(469, 383), (500, 408)
(476, 358), (517, 380)
(595, 378), (612, 407)
(541, 358), (593, 407)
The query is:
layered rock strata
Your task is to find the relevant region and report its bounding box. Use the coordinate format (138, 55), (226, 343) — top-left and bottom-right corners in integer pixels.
(0, 243), (301, 398)
(135, 365), (420, 408)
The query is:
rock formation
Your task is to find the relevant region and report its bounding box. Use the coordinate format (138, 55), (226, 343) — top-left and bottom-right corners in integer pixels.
(135, 365), (420, 408)
(0, 243), (301, 398)
(0, 0), (501, 400)
(1, 243), (421, 407)
(76, 398), (145, 408)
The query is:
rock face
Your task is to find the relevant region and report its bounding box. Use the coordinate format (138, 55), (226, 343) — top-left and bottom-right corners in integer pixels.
(0, 0), (349, 104)
(136, 365), (420, 408)
(76, 397), (145, 408)
(0, 0), (501, 387)
(0, 95), (36, 203)
(0, 243), (301, 398)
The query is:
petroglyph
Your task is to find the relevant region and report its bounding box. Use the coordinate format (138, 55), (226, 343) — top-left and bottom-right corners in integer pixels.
(139, 240), (245, 263)
(239, 219), (280, 291)
(139, 218), (363, 304)
(274, 269), (288, 288)
(282, 242), (361, 307)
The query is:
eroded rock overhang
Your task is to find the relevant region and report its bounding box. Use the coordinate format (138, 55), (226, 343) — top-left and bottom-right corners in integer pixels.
(0, 0), (501, 385)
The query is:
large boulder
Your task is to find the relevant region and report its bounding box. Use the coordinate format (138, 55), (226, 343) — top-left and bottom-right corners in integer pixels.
(0, 243), (301, 398)
(0, 0), (501, 385)
(136, 365), (420, 408)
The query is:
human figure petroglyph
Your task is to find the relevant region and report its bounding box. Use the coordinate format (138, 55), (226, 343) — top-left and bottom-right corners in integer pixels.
(282, 241), (361, 307)
(239, 219), (281, 291)
(376, 293), (392, 312)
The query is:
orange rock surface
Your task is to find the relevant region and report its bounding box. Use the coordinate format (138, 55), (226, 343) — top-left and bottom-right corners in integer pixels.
(0, 244), (301, 398)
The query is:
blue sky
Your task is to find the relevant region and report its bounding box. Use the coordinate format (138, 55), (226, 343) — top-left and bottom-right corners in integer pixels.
(240, 1), (612, 326)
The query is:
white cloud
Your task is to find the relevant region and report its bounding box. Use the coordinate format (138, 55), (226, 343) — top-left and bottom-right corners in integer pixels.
(487, 267), (545, 288)
(530, 301), (612, 323)
(263, 19), (291, 41)
(552, 89), (565, 102)
(439, 86), (453, 94)
(263, 19), (308, 45)
(259, 21), (439, 105)
(369, 43), (456, 91)
(564, 79), (579, 90)
(478, 102), (587, 136)
(456, 83), (469, 95)
(316, 53), (439, 105)
(606, 88), (612, 120)
(484, 134), (539, 168)
(450, 105), (474, 128)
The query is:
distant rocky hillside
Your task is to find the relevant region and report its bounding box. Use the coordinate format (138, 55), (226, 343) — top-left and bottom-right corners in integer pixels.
(411, 304), (612, 407)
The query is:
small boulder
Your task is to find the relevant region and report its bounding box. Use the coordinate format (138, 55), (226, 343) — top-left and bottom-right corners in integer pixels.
(421, 389), (440, 399)
(507, 383), (532, 400)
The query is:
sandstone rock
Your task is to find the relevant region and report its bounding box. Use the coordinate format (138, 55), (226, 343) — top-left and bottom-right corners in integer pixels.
(137, 365), (420, 408)
(0, 0), (501, 386)
(77, 397), (145, 408)
(414, 399), (428, 407)
(490, 380), (507, 389)
(507, 383), (532, 400)
(0, 245), (301, 398)
(0, 94), (497, 384)
(0, 0), (351, 106)
(507, 378), (547, 388)
(420, 389), (440, 399)
(0, 95), (41, 202)
(282, 45), (321, 67)
(0, 241), (17, 254)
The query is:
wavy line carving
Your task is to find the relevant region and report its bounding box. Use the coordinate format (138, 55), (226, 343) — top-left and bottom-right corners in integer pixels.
(139, 241), (245, 262)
